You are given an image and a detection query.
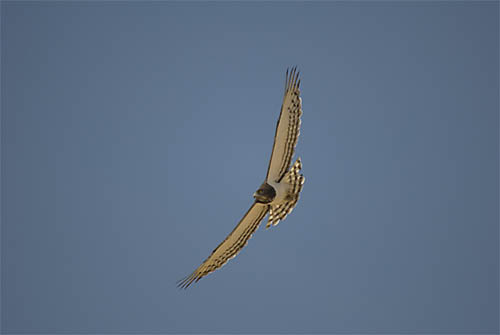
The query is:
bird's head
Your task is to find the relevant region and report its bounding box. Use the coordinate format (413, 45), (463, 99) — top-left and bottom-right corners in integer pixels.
(253, 182), (276, 204)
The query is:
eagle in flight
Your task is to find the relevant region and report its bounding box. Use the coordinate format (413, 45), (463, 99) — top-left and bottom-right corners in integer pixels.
(177, 67), (304, 288)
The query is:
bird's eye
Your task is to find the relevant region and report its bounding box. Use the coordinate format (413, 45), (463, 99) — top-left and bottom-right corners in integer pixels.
(258, 190), (263, 194)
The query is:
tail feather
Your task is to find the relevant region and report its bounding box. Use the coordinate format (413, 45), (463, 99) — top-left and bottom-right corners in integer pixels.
(267, 158), (304, 228)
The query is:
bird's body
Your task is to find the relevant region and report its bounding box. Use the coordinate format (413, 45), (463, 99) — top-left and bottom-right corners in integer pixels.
(267, 180), (288, 202)
(254, 180), (292, 204)
(178, 67), (304, 288)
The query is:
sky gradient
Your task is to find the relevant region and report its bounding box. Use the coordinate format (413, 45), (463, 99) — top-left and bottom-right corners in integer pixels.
(2, 1), (499, 334)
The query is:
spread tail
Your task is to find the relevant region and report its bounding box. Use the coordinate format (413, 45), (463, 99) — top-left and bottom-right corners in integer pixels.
(267, 158), (305, 228)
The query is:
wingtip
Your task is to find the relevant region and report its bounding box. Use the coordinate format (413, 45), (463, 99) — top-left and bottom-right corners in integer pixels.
(285, 66), (301, 91)
(177, 272), (198, 289)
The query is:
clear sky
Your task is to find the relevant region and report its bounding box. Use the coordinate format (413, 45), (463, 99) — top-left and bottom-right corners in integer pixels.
(2, 1), (498, 334)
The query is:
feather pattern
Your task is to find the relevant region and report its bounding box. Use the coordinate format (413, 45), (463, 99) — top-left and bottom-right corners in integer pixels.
(266, 67), (303, 183)
(267, 158), (305, 228)
(177, 203), (269, 289)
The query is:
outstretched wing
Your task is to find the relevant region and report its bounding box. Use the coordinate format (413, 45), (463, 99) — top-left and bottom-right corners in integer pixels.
(177, 203), (269, 289)
(266, 67), (303, 183)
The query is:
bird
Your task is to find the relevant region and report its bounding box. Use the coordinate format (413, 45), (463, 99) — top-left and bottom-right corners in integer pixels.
(177, 67), (305, 289)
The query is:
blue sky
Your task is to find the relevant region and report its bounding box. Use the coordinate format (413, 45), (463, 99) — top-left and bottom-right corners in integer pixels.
(2, 2), (498, 333)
